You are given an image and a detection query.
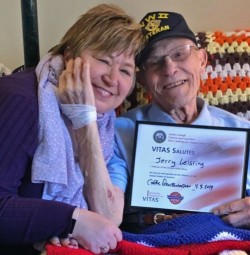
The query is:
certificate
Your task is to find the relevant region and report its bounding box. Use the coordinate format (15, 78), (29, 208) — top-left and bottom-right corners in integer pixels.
(130, 121), (249, 213)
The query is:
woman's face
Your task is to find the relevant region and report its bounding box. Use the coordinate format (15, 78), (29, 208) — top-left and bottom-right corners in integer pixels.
(80, 49), (136, 114)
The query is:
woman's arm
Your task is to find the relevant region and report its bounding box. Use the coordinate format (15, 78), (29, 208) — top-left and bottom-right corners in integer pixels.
(0, 71), (76, 244)
(75, 122), (124, 225)
(57, 57), (125, 225)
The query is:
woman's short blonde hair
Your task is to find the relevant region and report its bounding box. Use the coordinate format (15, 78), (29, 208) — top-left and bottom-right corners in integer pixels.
(51, 4), (145, 60)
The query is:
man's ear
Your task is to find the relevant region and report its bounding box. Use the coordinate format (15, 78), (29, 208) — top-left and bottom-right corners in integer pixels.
(198, 48), (208, 75)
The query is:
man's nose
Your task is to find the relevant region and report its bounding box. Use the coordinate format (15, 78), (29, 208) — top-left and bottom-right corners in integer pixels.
(162, 56), (178, 76)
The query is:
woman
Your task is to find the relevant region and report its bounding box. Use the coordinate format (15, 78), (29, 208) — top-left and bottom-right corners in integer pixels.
(0, 4), (144, 255)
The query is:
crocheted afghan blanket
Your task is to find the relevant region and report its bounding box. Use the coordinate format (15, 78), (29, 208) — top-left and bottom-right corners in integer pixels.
(116, 30), (250, 121)
(45, 213), (250, 255)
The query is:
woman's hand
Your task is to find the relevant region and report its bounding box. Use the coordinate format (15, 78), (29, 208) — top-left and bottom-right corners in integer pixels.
(72, 208), (122, 254)
(49, 235), (78, 249)
(57, 57), (95, 106)
(213, 197), (250, 229)
(49, 208), (122, 254)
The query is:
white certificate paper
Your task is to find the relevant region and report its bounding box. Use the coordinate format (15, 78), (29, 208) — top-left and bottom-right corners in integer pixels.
(130, 122), (249, 213)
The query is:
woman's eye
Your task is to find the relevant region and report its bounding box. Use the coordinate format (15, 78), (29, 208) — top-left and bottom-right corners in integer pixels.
(121, 69), (132, 76)
(98, 59), (110, 65)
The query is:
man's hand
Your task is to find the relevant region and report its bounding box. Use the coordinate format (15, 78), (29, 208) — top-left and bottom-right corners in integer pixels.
(213, 197), (250, 229)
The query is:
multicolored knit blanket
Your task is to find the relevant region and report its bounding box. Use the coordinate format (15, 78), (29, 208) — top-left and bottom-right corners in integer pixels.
(45, 213), (250, 255)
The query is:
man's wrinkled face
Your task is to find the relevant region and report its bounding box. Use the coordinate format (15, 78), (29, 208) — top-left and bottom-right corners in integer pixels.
(138, 38), (207, 112)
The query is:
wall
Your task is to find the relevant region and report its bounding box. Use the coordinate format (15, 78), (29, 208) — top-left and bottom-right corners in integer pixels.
(0, 0), (250, 71)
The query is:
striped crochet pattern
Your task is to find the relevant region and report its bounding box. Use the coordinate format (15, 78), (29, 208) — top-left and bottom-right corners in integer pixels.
(117, 30), (250, 121)
(45, 213), (250, 255)
(122, 213), (250, 246)
(46, 241), (250, 255)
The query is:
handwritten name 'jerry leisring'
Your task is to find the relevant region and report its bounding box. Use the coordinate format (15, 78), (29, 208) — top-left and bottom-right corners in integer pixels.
(155, 157), (204, 169)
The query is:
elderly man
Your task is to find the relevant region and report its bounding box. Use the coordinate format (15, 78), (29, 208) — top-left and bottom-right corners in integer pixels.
(107, 11), (250, 232)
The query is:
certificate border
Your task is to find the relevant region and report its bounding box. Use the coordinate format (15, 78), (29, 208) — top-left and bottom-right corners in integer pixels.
(129, 121), (250, 213)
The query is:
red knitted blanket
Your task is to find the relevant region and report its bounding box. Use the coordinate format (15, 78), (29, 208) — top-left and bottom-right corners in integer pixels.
(46, 240), (250, 255)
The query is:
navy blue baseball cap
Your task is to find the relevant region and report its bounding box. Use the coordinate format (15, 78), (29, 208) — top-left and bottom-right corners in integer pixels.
(137, 11), (197, 66)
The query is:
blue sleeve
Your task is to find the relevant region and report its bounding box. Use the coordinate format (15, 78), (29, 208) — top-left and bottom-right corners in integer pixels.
(107, 136), (128, 192)
(107, 148), (128, 192)
(107, 117), (137, 192)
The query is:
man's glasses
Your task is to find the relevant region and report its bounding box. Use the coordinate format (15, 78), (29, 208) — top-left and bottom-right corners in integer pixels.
(142, 44), (198, 71)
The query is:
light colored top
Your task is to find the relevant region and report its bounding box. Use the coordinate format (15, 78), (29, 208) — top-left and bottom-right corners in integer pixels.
(108, 98), (250, 194)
